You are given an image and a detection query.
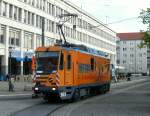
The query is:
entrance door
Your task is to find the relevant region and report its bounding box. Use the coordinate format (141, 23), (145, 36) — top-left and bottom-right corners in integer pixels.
(65, 53), (73, 85)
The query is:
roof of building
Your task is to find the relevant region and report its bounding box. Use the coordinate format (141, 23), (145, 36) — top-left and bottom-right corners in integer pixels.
(117, 32), (144, 40)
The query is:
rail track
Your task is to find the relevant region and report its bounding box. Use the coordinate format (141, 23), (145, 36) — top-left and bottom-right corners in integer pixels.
(11, 101), (66, 116)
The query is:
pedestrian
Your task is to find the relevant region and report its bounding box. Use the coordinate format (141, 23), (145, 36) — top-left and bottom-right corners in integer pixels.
(6, 74), (9, 81)
(111, 68), (117, 82)
(8, 76), (14, 92)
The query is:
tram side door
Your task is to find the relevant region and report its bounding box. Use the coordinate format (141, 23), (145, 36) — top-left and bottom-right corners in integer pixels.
(64, 53), (73, 85)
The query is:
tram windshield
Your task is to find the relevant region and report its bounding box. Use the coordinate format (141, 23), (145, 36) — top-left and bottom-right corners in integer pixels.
(36, 51), (59, 74)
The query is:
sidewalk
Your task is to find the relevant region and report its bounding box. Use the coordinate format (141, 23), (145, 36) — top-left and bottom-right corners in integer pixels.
(0, 81), (33, 99)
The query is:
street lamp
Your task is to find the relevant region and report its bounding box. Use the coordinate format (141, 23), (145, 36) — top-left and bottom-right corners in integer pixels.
(8, 46), (14, 91)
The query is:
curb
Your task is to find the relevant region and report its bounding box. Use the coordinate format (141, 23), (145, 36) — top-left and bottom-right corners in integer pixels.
(0, 93), (32, 100)
(111, 78), (149, 87)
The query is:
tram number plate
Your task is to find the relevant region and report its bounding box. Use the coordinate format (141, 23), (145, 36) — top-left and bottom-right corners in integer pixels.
(60, 92), (66, 97)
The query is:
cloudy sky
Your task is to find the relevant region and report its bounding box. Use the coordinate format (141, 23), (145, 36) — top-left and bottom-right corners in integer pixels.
(69, 0), (150, 33)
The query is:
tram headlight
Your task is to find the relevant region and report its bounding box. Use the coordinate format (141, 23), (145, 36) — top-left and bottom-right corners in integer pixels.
(35, 87), (39, 91)
(52, 88), (56, 91)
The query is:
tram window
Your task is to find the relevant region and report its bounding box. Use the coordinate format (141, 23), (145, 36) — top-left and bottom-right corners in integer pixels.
(59, 53), (64, 70)
(67, 55), (71, 69)
(91, 58), (94, 70)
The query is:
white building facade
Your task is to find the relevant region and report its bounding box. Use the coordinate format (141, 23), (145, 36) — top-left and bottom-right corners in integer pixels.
(0, 0), (117, 78)
(117, 33), (147, 75)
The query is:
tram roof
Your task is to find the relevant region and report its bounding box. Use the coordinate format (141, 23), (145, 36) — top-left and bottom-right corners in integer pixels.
(36, 44), (109, 59)
(60, 44), (109, 59)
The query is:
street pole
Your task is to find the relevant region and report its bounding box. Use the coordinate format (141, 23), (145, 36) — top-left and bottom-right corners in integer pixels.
(9, 51), (11, 77)
(8, 47), (12, 77)
(8, 47), (14, 91)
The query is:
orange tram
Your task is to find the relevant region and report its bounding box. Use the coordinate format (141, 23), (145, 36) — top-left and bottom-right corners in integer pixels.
(33, 44), (111, 101)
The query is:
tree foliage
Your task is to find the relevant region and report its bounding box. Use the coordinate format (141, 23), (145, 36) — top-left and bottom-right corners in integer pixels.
(139, 8), (150, 48)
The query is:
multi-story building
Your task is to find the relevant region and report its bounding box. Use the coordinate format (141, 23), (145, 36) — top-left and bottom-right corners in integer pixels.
(117, 32), (147, 75)
(147, 49), (150, 75)
(0, 0), (117, 78)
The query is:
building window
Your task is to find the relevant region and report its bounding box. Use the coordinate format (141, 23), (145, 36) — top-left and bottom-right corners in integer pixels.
(18, 8), (22, 21)
(9, 4), (13, 18)
(123, 48), (127, 51)
(24, 32), (33, 49)
(46, 37), (54, 46)
(32, 0), (35, 6)
(0, 27), (5, 44)
(35, 15), (42, 28)
(117, 60), (120, 64)
(130, 54), (134, 57)
(139, 53), (142, 57)
(24, 10), (27, 23)
(2, 2), (7, 16)
(15, 32), (20, 46)
(123, 54), (127, 57)
(10, 31), (15, 45)
(123, 60), (126, 64)
(36, 35), (42, 47)
(36, 15), (39, 27)
(47, 20), (54, 32)
(14, 6), (18, 20)
(9, 29), (20, 46)
(31, 13), (34, 25)
(28, 12), (31, 24)
(52, 4), (55, 16)
(123, 41), (126, 44)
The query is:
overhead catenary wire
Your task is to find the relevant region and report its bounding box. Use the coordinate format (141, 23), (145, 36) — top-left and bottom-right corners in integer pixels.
(90, 16), (139, 29)
(107, 16), (139, 25)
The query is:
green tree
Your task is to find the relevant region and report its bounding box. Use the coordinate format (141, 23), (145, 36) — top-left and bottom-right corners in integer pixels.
(139, 8), (150, 48)
(139, 8), (150, 76)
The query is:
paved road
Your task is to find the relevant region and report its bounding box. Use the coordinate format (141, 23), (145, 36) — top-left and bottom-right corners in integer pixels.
(13, 102), (65, 116)
(0, 77), (149, 116)
(0, 98), (42, 116)
(51, 79), (150, 116)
